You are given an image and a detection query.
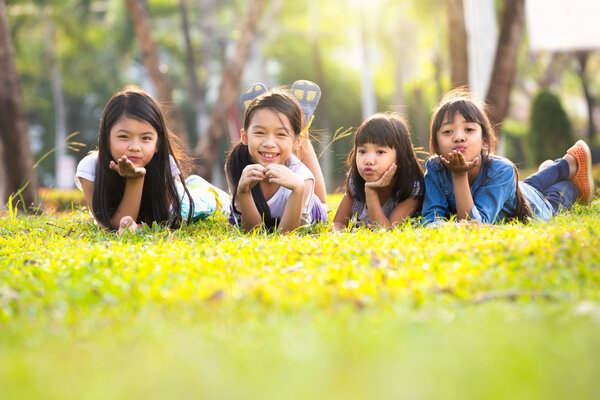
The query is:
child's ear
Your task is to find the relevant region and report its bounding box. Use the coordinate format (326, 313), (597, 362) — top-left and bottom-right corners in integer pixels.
(240, 129), (247, 145)
(293, 133), (302, 151)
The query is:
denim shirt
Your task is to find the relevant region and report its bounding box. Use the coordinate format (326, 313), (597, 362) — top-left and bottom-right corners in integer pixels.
(421, 156), (552, 225)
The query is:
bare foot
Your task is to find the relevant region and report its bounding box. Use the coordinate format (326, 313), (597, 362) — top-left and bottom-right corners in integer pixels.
(117, 216), (140, 236)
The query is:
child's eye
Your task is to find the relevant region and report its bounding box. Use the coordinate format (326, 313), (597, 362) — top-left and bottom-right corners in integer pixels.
(277, 132), (288, 137)
(253, 131), (264, 136)
(142, 136), (153, 141)
(441, 130), (452, 135)
(357, 149), (366, 154)
(118, 134), (128, 139)
(377, 150), (386, 155)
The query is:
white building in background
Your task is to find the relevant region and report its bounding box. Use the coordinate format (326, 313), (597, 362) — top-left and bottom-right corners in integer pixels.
(526, 0), (600, 52)
(463, 0), (497, 102)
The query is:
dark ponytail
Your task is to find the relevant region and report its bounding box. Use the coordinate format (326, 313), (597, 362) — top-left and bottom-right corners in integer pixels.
(225, 142), (277, 229)
(511, 165), (533, 223)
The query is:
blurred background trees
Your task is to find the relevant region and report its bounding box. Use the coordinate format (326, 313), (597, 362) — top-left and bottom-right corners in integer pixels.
(1, 0), (599, 208)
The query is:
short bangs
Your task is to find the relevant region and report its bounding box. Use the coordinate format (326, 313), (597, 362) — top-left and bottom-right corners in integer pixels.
(354, 116), (399, 149)
(433, 99), (486, 132)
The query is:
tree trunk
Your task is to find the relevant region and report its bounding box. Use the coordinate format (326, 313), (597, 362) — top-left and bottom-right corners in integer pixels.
(179, 0), (205, 147)
(0, 0), (38, 210)
(193, 0), (266, 180)
(576, 51), (597, 143)
(125, 0), (189, 146)
(309, 0), (332, 189)
(445, 0), (469, 89)
(485, 0), (525, 138)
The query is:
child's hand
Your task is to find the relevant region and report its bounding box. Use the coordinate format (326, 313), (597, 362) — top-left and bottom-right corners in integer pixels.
(117, 216), (141, 236)
(441, 151), (480, 174)
(365, 163), (397, 190)
(238, 164), (266, 194)
(109, 156), (146, 179)
(264, 164), (304, 192)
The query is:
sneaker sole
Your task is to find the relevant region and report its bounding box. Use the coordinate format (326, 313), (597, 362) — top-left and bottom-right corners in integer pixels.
(572, 140), (594, 204)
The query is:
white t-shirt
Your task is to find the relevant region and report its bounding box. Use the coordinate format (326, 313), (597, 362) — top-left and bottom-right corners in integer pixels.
(74, 151), (180, 190)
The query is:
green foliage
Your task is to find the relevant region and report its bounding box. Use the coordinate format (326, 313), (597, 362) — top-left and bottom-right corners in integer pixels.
(528, 90), (575, 165)
(1, 199), (600, 398)
(503, 119), (530, 168)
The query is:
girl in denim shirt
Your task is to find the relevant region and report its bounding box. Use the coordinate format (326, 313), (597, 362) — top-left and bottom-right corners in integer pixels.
(422, 89), (595, 226)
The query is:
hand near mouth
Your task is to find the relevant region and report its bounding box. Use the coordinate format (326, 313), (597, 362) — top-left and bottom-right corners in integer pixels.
(264, 164), (303, 192)
(440, 150), (480, 174)
(109, 155), (146, 178)
(365, 163), (397, 190)
(238, 164), (266, 194)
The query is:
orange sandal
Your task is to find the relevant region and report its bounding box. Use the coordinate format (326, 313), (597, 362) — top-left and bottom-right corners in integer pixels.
(566, 140), (595, 204)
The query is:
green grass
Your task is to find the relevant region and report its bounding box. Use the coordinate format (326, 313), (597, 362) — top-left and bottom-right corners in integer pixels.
(1, 199), (600, 399)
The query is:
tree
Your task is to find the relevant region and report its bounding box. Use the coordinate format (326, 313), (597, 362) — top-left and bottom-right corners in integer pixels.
(485, 0), (525, 137)
(179, 0), (206, 145)
(529, 90), (574, 164)
(575, 51), (598, 143)
(0, 0), (38, 209)
(193, 0), (266, 180)
(125, 0), (189, 145)
(444, 0), (469, 88)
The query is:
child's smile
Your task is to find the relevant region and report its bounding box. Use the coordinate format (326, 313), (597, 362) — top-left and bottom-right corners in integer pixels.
(243, 108), (298, 167)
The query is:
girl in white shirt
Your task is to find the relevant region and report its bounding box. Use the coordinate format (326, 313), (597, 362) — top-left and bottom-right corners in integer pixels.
(75, 87), (225, 233)
(225, 86), (327, 232)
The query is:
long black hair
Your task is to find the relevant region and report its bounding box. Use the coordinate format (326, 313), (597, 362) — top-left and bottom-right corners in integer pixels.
(345, 113), (425, 206)
(93, 87), (193, 230)
(225, 89), (303, 229)
(429, 89), (532, 222)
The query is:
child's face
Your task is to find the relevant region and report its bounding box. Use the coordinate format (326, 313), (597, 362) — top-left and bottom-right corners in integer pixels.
(242, 108), (299, 167)
(109, 115), (158, 167)
(435, 111), (485, 162)
(356, 143), (397, 183)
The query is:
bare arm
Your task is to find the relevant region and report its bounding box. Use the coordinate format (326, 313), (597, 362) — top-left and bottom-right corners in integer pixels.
(265, 164), (305, 233)
(331, 193), (354, 232)
(80, 159), (145, 231)
(364, 163), (398, 228)
(296, 134), (327, 204)
(107, 156), (146, 229)
(236, 164), (266, 232)
(441, 151), (479, 221)
(387, 197), (420, 225)
(110, 177), (145, 228)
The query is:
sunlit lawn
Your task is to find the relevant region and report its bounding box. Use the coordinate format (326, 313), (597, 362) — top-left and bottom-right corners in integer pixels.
(1, 196), (600, 399)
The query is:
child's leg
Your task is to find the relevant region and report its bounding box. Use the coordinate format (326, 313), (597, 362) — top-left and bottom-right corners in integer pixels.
(523, 158), (570, 193)
(538, 180), (577, 214)
(297, 136), (327, 204)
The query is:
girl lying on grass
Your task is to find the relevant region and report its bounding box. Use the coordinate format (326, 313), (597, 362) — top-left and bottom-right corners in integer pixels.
(332, 112), (425, 231)
(225, 81), (327, 233)
(75, 87), (229, 234)
(422, 89), (595, 226)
